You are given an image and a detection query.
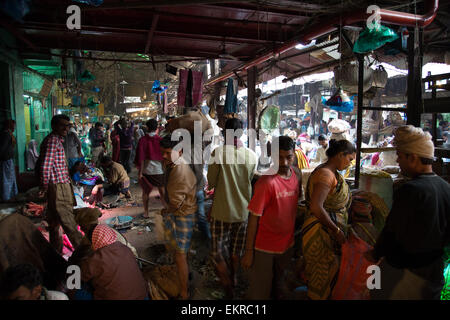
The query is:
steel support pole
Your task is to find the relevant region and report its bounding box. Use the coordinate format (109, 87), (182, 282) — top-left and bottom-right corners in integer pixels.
(247, 66), (257, 151)
(354, 55), (364, 189)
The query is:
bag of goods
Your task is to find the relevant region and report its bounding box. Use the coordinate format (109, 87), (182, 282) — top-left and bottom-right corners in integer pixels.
(331, 233), (373, 300)
(144, 265), (180, 298)
(165, 109), (212, 134)
(360, 168), (393, 211)
(328, 119), (350, 134)
(353, 23), (399, 54)
(352, 190), (389, 234)
(350, 196), (379, 246)
(334, 64), (373, 94)
(387, 112), (405, 126)
(372, 65), (388, 89)
(362, 118), (379, 136)
(381, 165), (400, 175)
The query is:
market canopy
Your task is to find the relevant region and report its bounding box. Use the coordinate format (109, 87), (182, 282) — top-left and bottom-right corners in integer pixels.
(0, 0), (448, 88)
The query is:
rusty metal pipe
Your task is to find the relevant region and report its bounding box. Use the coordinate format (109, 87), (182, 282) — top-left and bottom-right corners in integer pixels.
(205, 0), (439, 87)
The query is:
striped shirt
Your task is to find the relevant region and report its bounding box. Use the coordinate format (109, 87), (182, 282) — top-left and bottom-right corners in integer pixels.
(40, 133), (71, 186)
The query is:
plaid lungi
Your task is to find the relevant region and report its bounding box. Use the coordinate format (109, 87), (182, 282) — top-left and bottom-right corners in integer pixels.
(210, 218), (248, 260)
(163, 213), (195, 253)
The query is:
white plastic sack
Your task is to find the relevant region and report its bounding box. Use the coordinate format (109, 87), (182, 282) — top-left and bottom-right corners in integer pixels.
(328, 119), (351, 134)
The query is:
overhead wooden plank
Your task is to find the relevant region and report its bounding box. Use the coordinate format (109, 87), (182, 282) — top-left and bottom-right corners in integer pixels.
(83, 0), (251, 10)
(145, 14), (160, 54)
(423, 97), (450, 113)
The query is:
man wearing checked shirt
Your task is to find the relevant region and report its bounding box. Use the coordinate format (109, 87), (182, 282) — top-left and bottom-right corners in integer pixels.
(38, 115), (82, 254)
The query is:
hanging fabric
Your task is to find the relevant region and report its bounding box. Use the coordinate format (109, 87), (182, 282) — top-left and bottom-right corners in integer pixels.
(309, 93), (324, 136)
(177, 69), (204, 111)
(224, 78), (238, 114)
(185, 69), (193, 110)
(191, 71), (203, 107)
(163, 89), (169, 114)
(177, 70), (188, 109)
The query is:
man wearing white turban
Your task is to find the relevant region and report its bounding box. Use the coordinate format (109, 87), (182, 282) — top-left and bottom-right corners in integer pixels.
(366, 125), (450, 300)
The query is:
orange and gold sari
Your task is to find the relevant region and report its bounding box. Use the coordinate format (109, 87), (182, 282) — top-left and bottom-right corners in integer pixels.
(301, 166), (351, 300)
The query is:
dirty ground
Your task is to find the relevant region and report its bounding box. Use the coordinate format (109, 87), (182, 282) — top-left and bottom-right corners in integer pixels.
(0, 167), (308, 300)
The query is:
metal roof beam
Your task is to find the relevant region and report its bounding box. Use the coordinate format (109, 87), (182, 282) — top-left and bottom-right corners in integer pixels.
(82, 0), (253, 10)
(19, 22), (285, 45)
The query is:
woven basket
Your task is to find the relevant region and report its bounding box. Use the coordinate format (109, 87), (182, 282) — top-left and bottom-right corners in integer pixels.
(334, 64), (373, 94)
(372, 65), (388, 89)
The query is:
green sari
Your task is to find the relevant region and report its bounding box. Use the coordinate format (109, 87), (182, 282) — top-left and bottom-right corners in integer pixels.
(301, 166), (351, 300)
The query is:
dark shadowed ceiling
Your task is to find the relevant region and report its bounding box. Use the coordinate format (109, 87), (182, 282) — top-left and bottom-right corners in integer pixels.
(1, 0), (450, 103)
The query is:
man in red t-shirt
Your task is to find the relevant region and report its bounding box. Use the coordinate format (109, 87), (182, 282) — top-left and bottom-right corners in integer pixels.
(242, 136), (302, 299)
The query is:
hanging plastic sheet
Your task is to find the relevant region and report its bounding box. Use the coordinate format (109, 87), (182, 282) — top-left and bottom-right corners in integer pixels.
(353, 23), (399, 54)
(201, 105), (209, 116)
(323, 89), (355, 113)
(224, 78), (238, 114)
(78, 70), (95, 83)
(87, 97), (99, 109)
(152, 80), (167, 94)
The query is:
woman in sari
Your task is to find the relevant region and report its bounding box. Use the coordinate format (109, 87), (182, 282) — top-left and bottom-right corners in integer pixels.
(301, 139), (356, 300)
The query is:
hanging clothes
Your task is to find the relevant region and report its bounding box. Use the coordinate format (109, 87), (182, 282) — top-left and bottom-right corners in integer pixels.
(177, 69), (204, 110)
(191, 70), (203, 107)
(163, 89), (169, 114)
(224, 78), (238, 114)
(27, 139), (39, 170)
(295, 148), (310, 170)
(185, 69), (193, 109)
(310, 93), (324, 135)
(177, 70), (188, 109)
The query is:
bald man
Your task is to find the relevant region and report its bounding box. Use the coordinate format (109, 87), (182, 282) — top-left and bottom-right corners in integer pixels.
(367, 125), (450, 300)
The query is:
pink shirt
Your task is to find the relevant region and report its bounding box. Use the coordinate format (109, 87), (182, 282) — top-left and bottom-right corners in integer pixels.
(248, 167), (299, 253)
(134, 133), (163, 169)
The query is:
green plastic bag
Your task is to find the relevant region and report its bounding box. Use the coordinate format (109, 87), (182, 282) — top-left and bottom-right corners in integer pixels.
(441, 248), (450, 300)
(259, 106), (280, 134)
(353, 23), (399, 54)
(87, 96), (99, 109)
(78, 70), (96, 83)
